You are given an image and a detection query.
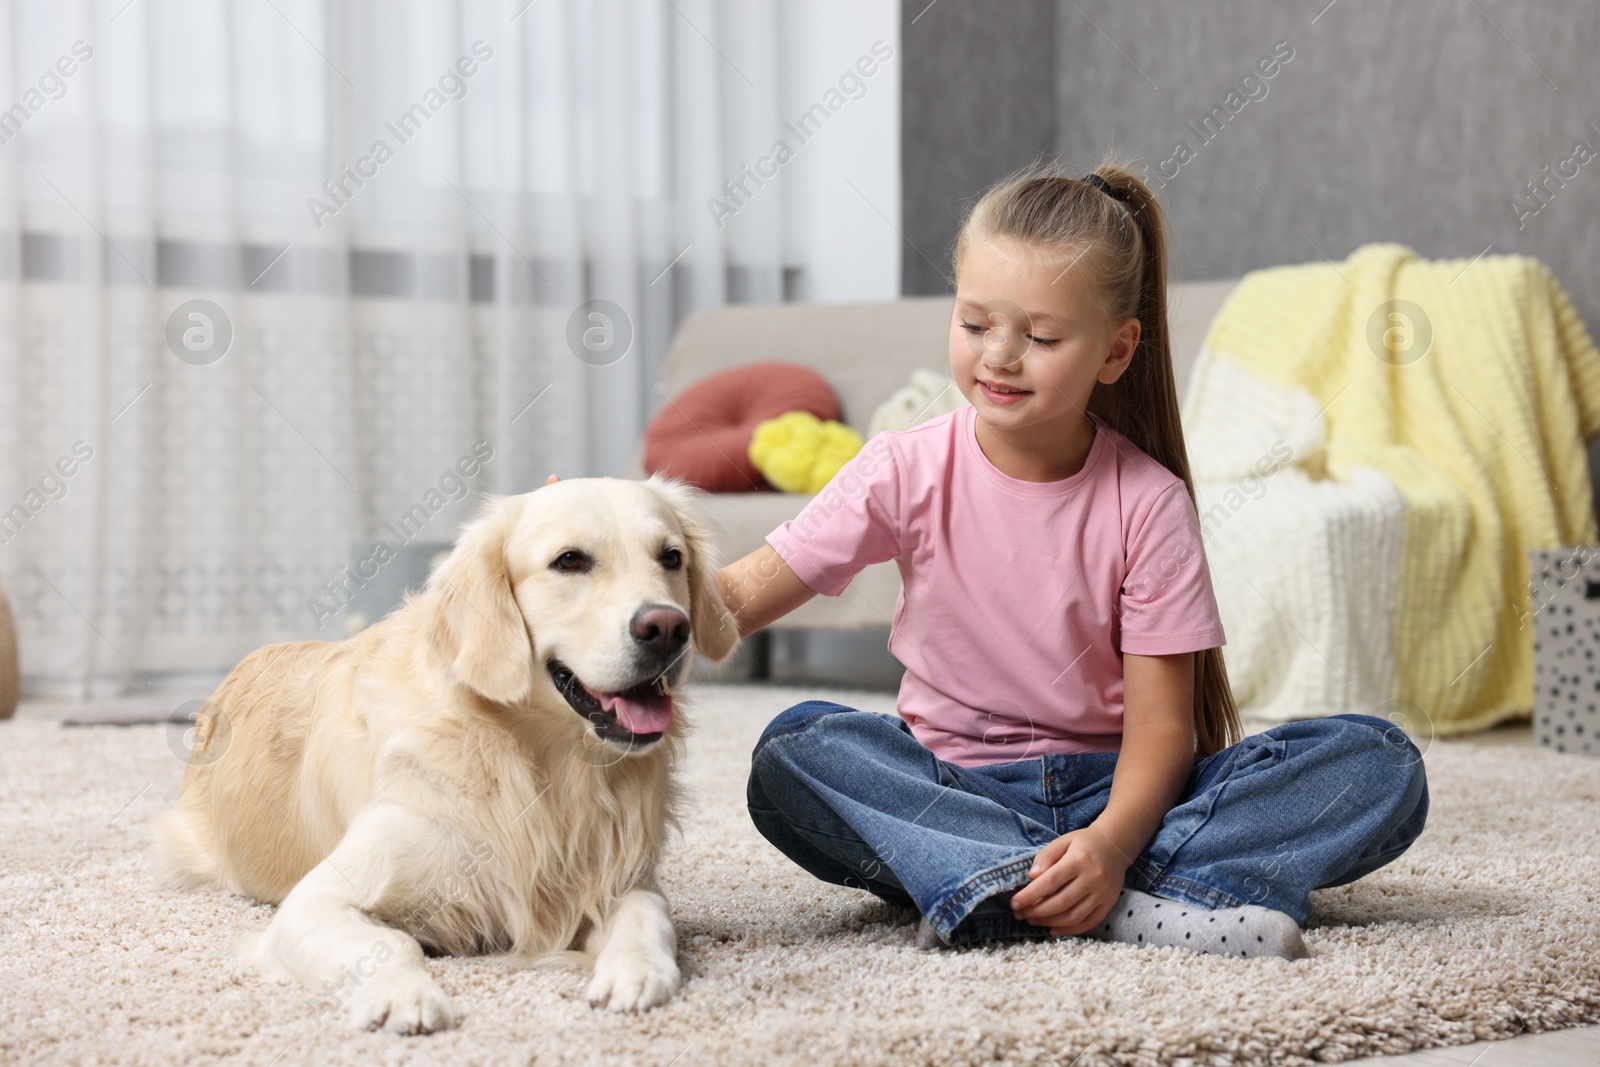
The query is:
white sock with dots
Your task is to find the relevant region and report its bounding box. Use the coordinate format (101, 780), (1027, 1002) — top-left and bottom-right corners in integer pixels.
(1082, 888), (1310, 959)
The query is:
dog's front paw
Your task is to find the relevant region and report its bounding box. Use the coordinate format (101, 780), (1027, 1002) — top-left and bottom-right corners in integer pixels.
(347, 969), (458, 1035)
(585, 945), (680, 1012)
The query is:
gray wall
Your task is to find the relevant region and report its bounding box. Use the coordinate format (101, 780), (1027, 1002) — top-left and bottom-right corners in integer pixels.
(903, 1), (1600, 333)
(1054, 0), (1600, 329)
(903, 1), (1600, 515)
(900, 0), (1058, 295)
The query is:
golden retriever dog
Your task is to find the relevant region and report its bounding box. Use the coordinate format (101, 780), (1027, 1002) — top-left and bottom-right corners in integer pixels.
(150, 476), (740, 1034)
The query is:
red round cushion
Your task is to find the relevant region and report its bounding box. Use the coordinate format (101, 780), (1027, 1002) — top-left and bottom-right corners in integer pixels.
(643, 362), (840, 492)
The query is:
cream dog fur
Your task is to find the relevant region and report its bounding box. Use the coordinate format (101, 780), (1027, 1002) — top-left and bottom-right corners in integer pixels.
(150, 476), (740, 1033)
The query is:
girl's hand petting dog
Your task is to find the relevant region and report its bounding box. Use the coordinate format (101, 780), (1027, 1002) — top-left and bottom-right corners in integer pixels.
(1009, 825), (1131, 936)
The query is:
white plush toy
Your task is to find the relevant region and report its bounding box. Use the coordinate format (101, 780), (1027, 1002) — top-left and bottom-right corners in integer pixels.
(868, 368), (970, 438)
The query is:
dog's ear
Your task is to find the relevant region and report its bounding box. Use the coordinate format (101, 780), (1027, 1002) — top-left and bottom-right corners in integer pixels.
(424, 496), (536, 703)
(646, 476), (741, 664)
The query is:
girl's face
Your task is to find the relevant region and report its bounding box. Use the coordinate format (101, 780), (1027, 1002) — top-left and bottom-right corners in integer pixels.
(949, 236), (1138, 439)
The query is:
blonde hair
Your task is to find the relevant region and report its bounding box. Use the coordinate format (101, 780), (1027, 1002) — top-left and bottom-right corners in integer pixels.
(954, 157), (1242, 757)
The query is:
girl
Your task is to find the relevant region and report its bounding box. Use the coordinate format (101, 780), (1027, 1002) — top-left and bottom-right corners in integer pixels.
(715, 159), (1428, 958)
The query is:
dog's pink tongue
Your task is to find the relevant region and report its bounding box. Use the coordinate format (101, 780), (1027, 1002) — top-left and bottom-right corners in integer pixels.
(598, 690), (673, 735)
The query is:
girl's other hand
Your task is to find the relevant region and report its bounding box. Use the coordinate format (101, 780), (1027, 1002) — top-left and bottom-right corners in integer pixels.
(546, 474), (560, 485)
(1008, 826), (1131, 936)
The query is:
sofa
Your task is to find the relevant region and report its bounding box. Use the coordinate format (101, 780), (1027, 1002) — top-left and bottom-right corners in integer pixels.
(630, 279), (1241, 634)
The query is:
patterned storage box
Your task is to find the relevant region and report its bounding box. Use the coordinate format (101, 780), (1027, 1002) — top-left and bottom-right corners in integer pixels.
(1529, 545), (1600, 755)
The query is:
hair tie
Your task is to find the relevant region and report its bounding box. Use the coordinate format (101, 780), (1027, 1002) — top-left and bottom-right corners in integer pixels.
(1084, 173), (1115, 196)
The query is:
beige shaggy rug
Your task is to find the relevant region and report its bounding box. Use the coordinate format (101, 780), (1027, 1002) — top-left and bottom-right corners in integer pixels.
(1, 682), (1597, 1066)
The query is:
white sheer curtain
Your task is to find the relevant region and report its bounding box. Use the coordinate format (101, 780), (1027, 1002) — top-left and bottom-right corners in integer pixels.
(0, 0), (792, 695)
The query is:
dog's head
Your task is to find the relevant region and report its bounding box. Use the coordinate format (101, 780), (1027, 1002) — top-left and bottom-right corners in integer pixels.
(423, 476), (739, 753)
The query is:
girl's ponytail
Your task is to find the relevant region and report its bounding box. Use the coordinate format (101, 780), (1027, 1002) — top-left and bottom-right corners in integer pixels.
(1088, 164), (1242, 757)
(956, 158), (1243, 756)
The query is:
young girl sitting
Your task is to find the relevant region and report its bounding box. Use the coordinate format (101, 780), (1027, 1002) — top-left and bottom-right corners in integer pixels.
(715, 160), (1429, 959)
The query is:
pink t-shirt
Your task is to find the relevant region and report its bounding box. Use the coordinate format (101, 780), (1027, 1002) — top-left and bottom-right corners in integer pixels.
(765, 404), (1227, 767)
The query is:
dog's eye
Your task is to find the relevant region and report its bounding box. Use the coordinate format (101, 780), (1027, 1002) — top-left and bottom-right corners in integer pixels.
(550, 550), (592, 573)
(660, 548), (683, 571)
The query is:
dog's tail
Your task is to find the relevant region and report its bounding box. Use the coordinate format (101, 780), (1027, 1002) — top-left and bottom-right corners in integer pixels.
(148, 806), (225, 891)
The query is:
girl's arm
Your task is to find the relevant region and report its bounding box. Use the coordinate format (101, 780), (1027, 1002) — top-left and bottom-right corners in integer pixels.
(1090, 650), (1197, 861)
(716, 544), (819, 638)
(1009, 650), (1198, 935)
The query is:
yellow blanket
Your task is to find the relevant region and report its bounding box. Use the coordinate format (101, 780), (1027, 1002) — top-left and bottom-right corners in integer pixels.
(1202, 243), (1600, 733)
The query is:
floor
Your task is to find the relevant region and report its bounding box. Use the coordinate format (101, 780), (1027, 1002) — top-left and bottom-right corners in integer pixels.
(1360, 1026), (1600, 1065)
(1347, 701), (1599, 1067)
(18, 644), (1600, 1066)
(690, 635), (1600, 1066)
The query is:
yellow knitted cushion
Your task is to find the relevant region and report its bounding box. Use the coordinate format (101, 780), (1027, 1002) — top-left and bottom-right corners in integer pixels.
(747, 411), (863, 494)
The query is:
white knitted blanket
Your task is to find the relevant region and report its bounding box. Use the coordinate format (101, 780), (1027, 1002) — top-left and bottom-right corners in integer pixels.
(1181, 356), (1408, 726)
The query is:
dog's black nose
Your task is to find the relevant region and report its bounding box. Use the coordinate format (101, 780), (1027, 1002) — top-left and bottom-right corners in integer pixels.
(630, 606), (689, 652)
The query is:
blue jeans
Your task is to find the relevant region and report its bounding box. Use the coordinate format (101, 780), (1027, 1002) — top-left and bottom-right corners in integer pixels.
(747, 701), (1428, 946)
